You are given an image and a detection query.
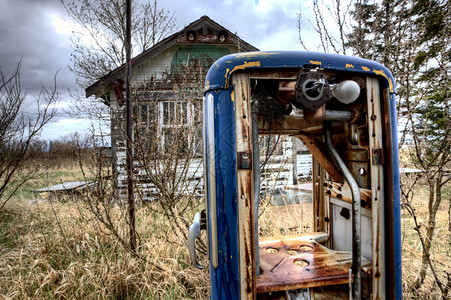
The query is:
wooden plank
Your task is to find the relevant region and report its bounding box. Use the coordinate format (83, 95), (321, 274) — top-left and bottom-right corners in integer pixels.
(295, 133), (343, 182)
(258, 115), (324, 135)
(324, 181), (372, 210)
(312, 158), (329, 239)
(33, 181), (94, 193)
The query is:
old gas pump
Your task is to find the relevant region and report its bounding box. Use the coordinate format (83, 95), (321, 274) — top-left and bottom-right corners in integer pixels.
(188, 52), (402, 299)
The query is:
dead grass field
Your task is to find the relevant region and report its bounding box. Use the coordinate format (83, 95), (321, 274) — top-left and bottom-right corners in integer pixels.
(400, 184), (451, 299)
(0, 161), (449, 299)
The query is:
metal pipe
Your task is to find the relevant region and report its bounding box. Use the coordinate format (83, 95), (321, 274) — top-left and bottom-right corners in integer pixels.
(325, 125), (361, 299)
(251, 100), (260, 276)
(324, 110), (353, 121)
(202, 96), (210, 261)
(297, 109), (353, 121)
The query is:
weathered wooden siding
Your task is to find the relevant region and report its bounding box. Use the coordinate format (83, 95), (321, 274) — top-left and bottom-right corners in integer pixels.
(114, 153), (312, 200)
(111, 43), (241, 200)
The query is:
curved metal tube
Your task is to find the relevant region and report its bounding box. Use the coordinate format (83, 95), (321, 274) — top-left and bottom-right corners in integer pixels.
(325, 126), (361, 299)
(188, 212), (203, 269)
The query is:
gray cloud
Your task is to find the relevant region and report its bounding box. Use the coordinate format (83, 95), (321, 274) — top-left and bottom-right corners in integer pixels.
(0, 0), (78, 139)
(0, 0), (74, 92)
(0, 0), (308, 139)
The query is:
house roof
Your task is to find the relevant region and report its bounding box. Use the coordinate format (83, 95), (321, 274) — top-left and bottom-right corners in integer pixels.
(85, 16), (259, 98)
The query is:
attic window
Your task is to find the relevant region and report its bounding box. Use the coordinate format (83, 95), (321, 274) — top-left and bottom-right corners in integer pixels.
(186, 30), (196, 41)
(218, 30), (228, 42)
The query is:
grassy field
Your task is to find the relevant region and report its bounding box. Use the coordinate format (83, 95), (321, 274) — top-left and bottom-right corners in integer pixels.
(0, 160), (449, 299)
(400, 183), (450, 299)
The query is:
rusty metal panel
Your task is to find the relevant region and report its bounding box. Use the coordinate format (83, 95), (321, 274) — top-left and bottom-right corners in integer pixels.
(248, 71), (299, 80)
(234, 73), (256, 299)
(324, 181), (372, 210)
(256, 234), (370, 293)
(367, 77), (386, 299)
(258, 115), (324, 135)
(296, 133), (343, 182)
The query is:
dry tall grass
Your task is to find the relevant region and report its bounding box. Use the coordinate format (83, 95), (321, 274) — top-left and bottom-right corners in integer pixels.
(0, 159), (209, 299)
(1, 160), (449, 299)
(0, 200), (209, 299)
(400, 183), (451, 299)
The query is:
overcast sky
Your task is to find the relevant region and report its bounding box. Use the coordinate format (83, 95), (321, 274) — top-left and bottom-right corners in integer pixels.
(0, 0), (322, 140)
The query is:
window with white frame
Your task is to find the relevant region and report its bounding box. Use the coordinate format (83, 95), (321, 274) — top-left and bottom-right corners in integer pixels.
(133, 98), (202, 156)
(135, 103), (158, 151)
(158, 100), (202, 155)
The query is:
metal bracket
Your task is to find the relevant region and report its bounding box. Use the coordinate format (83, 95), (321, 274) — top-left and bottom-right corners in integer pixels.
(237, 151), (252, 170)
(372, 149), (385, 165)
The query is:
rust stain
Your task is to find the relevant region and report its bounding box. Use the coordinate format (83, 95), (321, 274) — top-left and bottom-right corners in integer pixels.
(231, 90), (235, 102)
(238, 174), (255, 298)
(234, 73), (255, 298)
(309, 60), (321, 65)
(346, 63), (354, 69)
(324, 181), (372, 209)
(270, 257), (289, 272)
(256, 234), (371, 293)
(258, 115), (328, 135)
(362, 66), (370, 72)
(295, 133), (343, 182)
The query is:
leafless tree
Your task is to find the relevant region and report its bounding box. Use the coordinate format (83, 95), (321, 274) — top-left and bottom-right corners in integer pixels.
(61, 0), (177, 121)
(60, 0), (177, 252)
(298, 0), (352, 54)
(0, 61), (59, 209)
(62, 0), (176, 88)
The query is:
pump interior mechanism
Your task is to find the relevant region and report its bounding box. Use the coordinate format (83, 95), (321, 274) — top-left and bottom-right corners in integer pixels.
(249, 67), (386, 299)
(189, 63), (393, 299)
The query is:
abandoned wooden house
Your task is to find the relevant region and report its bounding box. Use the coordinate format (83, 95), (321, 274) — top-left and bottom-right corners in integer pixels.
(85, 16), (258, 199)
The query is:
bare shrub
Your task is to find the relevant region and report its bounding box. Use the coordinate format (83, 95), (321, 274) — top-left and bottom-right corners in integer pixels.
(132, 63), (206, 252)
(0, 61), (59, 209)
